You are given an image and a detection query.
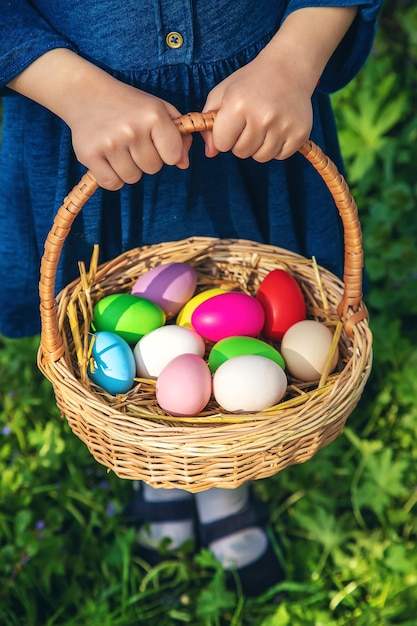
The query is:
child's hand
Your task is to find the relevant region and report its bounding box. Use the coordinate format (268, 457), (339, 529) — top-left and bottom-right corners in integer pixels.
(202, 6), (358, 163)
(202, 55), (314, 163)
(68, 82), (191, 190)
(7, 49), (191, 190)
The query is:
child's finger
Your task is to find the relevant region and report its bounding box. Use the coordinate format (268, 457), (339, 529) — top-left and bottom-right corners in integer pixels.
(151, 129), (187, 169)
(227, 122), (266, 159)
(211, 108), (247, 153)
(176, 134), (193, 169)
(201, 130), (219, 158)
(89, 157), (134, 191)
(129, 141), (164, 175)
(202, 91), (222, 156)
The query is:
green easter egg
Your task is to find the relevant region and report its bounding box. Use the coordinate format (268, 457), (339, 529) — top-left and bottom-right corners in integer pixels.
(93, 293), (166, 344)
(208, 335), (285, 373)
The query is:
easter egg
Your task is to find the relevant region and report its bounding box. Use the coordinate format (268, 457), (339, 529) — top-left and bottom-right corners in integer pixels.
(176, 288), (229, 328)
(281, 320), (339, 381)
(87, 331), (136, 395)
(133, 325), (206, 378)
(213, 354), (287, 412)
(256, 269), (306, 341)
(191, 292), (265, 342)
(92, 293), (165, 344)
(131, 262), (197, 318)
(156, 353), (212, 416)
(208, 336), (285, 373)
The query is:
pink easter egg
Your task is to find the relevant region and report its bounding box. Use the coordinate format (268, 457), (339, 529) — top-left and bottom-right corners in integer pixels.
(191, 292), (265, 342)
(156, 353), (212, 416)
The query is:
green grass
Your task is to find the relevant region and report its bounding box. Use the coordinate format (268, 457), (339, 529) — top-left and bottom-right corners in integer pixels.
(1, 1), (417, 623)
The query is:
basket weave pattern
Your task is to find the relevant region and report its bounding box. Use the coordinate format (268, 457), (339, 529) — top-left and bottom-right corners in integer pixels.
(38, 113), (372, 492)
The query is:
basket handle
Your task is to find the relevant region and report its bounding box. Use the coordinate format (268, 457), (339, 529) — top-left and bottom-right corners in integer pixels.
(39, 111), (365, 362)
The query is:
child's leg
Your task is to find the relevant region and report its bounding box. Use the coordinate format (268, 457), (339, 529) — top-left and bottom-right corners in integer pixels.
(195, 485), (284, 596)
(124, 483), (196, 561)
(138, 484), (196, 548)
(195, 485), (268, 567)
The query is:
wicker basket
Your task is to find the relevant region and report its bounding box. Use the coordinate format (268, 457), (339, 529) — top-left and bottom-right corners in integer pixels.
(37, 112), (372, 493)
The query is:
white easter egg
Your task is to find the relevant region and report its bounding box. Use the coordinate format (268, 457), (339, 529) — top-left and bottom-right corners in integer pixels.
(213, 354), (287, 412)
(133, 324), (205, 378)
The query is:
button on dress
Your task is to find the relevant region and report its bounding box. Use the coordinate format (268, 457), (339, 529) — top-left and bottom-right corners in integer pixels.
(0, 0), (381, 338)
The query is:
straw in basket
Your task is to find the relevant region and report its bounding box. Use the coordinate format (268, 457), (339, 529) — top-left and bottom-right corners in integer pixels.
(37, 112), (372, 493)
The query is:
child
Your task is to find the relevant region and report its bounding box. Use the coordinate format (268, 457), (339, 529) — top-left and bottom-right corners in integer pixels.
(0, 0), (381, 596)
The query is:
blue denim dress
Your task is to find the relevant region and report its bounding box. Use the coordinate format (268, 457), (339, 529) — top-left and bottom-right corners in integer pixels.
(0, 0), (380, 338)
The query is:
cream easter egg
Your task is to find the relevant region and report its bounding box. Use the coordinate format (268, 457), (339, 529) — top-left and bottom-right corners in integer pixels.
(281, 319), (339, 381)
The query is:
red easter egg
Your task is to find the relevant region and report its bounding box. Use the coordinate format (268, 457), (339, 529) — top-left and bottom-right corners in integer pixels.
(256, 269), (306, 341)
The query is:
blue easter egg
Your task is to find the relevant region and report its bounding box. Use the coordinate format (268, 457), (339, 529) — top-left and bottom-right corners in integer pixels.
(88, 331), (136, 395)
